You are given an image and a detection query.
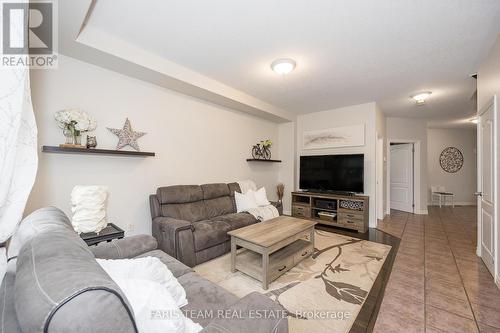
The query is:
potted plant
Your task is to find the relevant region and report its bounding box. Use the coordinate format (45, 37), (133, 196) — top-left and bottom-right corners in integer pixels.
(277, 183), (285, 204)
(55, 109), (97, 147)
(251, 139), (273, 160)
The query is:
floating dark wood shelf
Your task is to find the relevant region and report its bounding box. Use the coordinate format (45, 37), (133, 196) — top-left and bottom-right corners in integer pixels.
(246, 158), (282, 163)
(42, 146), (155, 157)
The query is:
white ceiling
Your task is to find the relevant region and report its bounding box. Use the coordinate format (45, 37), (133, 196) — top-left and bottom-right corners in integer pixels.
(85, 0), (500, 124)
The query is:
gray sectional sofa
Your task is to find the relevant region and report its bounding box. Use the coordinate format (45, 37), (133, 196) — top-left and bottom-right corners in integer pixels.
(0, 207), (288, 332)
(150, 183), (280, 267)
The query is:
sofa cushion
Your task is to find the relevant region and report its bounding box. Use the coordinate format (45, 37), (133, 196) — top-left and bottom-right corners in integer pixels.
(161, 201), (207, 222)
(136, 249), (193, 278)
(227, 182), (241, 211)
(0, 264), (21, 333)
(14, 208), (137, 333)
(179, 272), (239, 327)
(193, 220), (231, 251)
(201, 183), (230, 200)
(157, 185), (203, 204)
(227, 182), (241, 196)
(201, 183), (235, 219)
(215, 213), (257, 231)
(204, 196), (235, 219)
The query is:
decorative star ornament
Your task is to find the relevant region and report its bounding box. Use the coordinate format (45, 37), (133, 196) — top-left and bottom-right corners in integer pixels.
(107, 118), (146, 151)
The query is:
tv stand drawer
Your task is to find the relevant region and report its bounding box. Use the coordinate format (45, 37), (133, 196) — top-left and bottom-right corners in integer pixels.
(338, 212), (363, 221)
(292, 205), (311, 218)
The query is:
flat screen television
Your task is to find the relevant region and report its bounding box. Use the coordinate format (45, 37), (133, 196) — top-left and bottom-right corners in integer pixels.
(300, 154), (364, 193)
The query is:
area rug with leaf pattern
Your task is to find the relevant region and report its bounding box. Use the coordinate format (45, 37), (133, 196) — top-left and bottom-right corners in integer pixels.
(194, 229), (391, 333)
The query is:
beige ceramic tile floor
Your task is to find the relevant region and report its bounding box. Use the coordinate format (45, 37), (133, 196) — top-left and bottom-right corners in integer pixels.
(373, 206), (500, 333)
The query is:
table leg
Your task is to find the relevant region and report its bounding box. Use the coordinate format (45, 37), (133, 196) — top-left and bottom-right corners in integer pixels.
(231, 237), (236, 273)
(262, 251), (269, 290)
(310, 227), (315, 249)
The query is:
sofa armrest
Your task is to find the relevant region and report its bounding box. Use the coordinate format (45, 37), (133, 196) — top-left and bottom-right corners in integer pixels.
(154, 216), (193, 233)
(152, 217), (196, 267)
(270, 201), (283, 215)
(201, 292), (288, 333)
(90, 234), (158, 259)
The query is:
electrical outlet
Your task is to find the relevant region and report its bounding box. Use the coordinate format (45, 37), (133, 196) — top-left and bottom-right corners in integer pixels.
(127, 224), (135, 232)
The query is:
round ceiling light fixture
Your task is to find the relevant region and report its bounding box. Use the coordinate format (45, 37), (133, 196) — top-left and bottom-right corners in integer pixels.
(271, 58), (296, 75)
(411, 91), (432, 106)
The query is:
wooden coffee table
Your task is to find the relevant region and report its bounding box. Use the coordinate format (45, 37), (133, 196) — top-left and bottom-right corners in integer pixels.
(228, 216), (316, 289)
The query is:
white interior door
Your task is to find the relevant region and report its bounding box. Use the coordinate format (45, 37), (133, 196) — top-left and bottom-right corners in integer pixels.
(478, 102), (495, 276)
(390, 143), (414, 213)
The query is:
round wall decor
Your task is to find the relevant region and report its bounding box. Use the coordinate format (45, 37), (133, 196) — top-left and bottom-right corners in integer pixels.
(439, 147), (463, 173)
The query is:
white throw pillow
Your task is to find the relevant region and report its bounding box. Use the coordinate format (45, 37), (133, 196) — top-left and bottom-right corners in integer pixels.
(115, 277), (202, 333)
(71, 185), (108, 234)
(235, 191), (258, 212)
(97, 257), (187, 308)
(253, 187), (270, 206)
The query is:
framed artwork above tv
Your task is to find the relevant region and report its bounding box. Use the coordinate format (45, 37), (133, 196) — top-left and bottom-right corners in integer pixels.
(302, 124), (365, 149)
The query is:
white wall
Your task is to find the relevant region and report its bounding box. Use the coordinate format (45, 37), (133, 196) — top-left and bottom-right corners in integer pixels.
(296, 103), (378, 227)
(386, 117), (428, 213)
(27, 55), (281, 235)
(375, 104), (387, 218)
(478, 35), (500, 111)
(278, 122), (296, 215)
(427, 129), (477, 205)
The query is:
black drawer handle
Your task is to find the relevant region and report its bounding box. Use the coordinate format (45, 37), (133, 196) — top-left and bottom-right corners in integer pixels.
(278, 265), (287, 272)
(301, 251), (308, 257)
(347, 220), (355, 223)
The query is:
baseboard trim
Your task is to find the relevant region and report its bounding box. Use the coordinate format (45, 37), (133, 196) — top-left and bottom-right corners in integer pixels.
(428, 202), (477, 206)
(415, 209), (428, 215)
(496, 275), (500, 290)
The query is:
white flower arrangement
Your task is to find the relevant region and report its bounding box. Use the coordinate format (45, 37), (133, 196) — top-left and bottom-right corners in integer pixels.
(54, 108), (97, 134)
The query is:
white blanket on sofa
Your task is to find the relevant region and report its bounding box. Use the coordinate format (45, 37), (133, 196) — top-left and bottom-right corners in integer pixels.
(236, 179), (258, 194)
(236, 180), (279, 221)
(246, 205), (279, 222)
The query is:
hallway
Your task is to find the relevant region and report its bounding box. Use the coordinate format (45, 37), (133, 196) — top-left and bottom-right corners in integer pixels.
(374, 206), (500, 333)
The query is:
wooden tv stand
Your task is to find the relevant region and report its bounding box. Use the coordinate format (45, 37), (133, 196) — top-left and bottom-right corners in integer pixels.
(291, 191), (369, 233)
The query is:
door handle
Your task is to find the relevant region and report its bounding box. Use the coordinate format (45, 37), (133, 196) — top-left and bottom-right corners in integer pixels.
(474, 192), (482, 197)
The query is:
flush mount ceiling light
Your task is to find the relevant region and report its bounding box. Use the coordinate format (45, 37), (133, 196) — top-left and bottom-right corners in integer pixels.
(411, 91), (432, 106)
(271, 58), (296, 75)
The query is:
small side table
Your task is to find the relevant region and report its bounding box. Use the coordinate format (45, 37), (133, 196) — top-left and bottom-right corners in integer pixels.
(434, 191), (455, 208)
(80, 223), (124, 246)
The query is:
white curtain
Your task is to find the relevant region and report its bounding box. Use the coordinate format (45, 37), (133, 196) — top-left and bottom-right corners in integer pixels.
(0, 7), (38, 280)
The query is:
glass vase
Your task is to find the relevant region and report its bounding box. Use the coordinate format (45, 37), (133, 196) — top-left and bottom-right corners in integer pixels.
(74, 134), (82, 145)
(63, 128), (74, 144)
